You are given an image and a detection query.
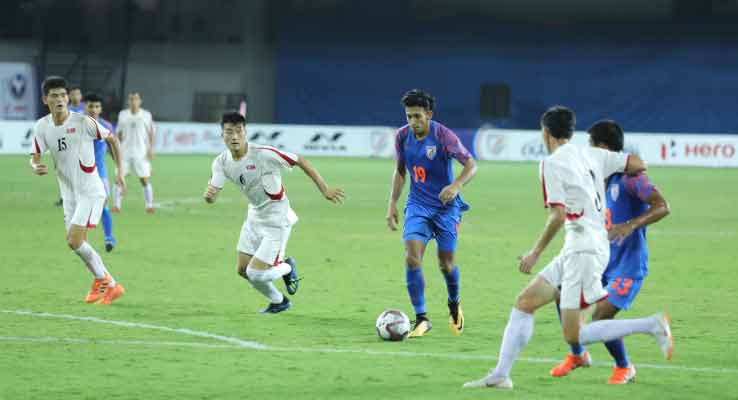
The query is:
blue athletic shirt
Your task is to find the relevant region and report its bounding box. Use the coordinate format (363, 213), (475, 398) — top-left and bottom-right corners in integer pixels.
(604, 172), (657, 280)
(94, 118), (114, 177)
(395, 120), (471, 211)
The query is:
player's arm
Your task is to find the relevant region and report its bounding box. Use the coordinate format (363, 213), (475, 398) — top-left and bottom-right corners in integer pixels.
(386, 158), (406, 231)
(147, 115), (155, 160)
(624, 154), (647, 176)
(609, 176), (670, 244)
(204, 158), (225, 204)
(519, 205), (566, 274)
(295, 155), (345, 204)
(438, 128), (477, 204)
(29, 153), (48, 176)
(104, 133), (127, 193)
(439, 157), (477, 204)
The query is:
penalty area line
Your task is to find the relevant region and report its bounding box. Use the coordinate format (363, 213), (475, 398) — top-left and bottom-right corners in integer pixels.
(2, 309), (736, 375)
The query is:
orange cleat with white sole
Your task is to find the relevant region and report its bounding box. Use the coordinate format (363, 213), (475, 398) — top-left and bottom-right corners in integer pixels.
(98, 283), (125, 305)
(145, 207), (155, 214)
(111, 207), (120, 213)
(85, 275), (111, 303)
(550, 352), (592, 377)
(607, 364), (636, 384)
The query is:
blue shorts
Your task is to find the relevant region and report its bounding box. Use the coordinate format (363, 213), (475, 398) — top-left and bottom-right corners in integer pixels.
(602, 276), (643, 311)
(402, 203), (461, 252)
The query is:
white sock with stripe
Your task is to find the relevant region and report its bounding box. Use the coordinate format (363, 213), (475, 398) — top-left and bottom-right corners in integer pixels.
(143, 183), (154, 208)
(74, 242), (116, 286)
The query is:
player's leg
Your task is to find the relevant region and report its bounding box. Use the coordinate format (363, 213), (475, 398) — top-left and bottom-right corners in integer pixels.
(136, 158), (154, 213)
(113, 157), (129, 212)
(277, 223), (300, 295)
(402, 206), (433, 337)
(573, 255), (671, 359)
(435, 210), (463, 334)
(237, 221), (292, 313)
(464, 275), (558, 389)
(100, 176), (115, 252)
(67, 197), (123, 304)
(550, 299), (592, 377)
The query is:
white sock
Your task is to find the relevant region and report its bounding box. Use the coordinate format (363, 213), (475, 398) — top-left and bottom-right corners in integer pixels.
(245, 267), (285, 303)
(114, 184), (123, 209)
(579, 316), (657, 345)
(74, 242), (116, 286)
(261, 262), (291, 281)
(143, 183), (154, 208)
(491, 308), (534, 378)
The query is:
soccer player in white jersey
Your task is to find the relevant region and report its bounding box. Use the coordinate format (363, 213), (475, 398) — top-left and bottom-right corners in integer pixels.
(203, 112), (345, 313)
(29, 76), (127, 304)
(463, 106), (673, 390)
(113, 91), (155, 213)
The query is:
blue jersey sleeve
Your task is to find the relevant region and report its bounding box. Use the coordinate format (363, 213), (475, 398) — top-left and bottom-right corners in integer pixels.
(622, 173), (656, 202)
(437, 125), (471, 164)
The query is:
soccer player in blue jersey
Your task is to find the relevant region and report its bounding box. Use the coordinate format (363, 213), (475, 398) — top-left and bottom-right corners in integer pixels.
(550, 120), (671, 384)
(68, 85), (85, 113)
(84, 93), (118, 252)
(386, 89), (477, 338)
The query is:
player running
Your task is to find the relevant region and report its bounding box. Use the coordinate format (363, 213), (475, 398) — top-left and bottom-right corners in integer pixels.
(203, 111), (345, 314)
(463, 106), (673, 390)
(549, 120), (671, 384)
(113, 91), (155, 213)
(29, 76), (126, 304)
(84, 93), (119, 252)
(386, 89), (477, 337)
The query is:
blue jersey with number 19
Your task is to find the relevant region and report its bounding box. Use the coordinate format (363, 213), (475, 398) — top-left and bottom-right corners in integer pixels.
(395, 120), (471, 211)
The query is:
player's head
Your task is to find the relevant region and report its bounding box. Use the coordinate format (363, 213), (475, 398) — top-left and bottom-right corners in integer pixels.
(221, 111), (246, 152)
(84, 93), (104, 120)
(540, 105), (575, 153)
(588, 120), (624, 152)
(69, 85), (82, 105)
(41, 76), (69, 114)
(128, 91), (142, 110)
(402, 89), (434, 135)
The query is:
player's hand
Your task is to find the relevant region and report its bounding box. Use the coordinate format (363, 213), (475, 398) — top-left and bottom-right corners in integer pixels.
(386, 204), (399, 231)
(203, 184), (219, 204)
(518, 249), (540, 274)
(31, 162), (48, 176)
(322, 187), (345, 204)
(608, 222), (635, 245)
(439, 183), (460, 205)
(115, 174), (127, 194)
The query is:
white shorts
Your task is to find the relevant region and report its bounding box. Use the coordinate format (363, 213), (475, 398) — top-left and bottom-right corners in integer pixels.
(237, 218), (292, 265)
(63, 195), (106, 231)
(539, 251), (609, 310)
(121, 155), (151, 178)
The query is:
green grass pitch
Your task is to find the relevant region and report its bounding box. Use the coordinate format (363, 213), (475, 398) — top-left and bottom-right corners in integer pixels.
(1, 154), (737, 399)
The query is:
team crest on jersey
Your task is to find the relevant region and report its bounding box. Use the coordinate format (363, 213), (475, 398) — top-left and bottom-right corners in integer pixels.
(245, 164), (256, 170)
(610, 184), (619, 202)
(66, 127), (76, 134)
(425, 145), (437, 160)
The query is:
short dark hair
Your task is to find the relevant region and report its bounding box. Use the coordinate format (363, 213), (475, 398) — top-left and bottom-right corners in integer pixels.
(83, 92), (104, 105)
(540, 105), (575, 139)
(221, 111), (245, 127)
(69, 85), (82, 93)
(42, 76), (68, 96)
(401, 89), (435, 111)
(588, 120), (624, 152)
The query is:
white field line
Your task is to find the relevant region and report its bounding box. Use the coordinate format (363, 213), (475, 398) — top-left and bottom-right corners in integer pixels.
(2, 310), (737, 375)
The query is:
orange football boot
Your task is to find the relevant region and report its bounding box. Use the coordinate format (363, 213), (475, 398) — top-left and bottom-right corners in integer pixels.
(98, 283), (125, 305)
(550, 352), (592, 377)
(85, 275), (111, 303)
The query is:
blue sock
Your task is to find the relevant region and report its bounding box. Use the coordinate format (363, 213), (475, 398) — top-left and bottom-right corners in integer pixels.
(406, 266), (426, 316)
(605, 339), (630, 368)
(101, 205), (114, 243)
(555, 301), (585, 356)
(442, 266), (460, 303)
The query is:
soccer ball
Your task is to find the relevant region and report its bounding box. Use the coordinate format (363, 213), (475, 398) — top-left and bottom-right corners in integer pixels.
(375, 309), (411, 341)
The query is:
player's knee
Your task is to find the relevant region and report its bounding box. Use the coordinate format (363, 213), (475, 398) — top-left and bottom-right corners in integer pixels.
(514, 293), (538, 314)
(67, 236), (82, 250)
(405, 254), (422, 268)
(237, 265), (249, 280)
